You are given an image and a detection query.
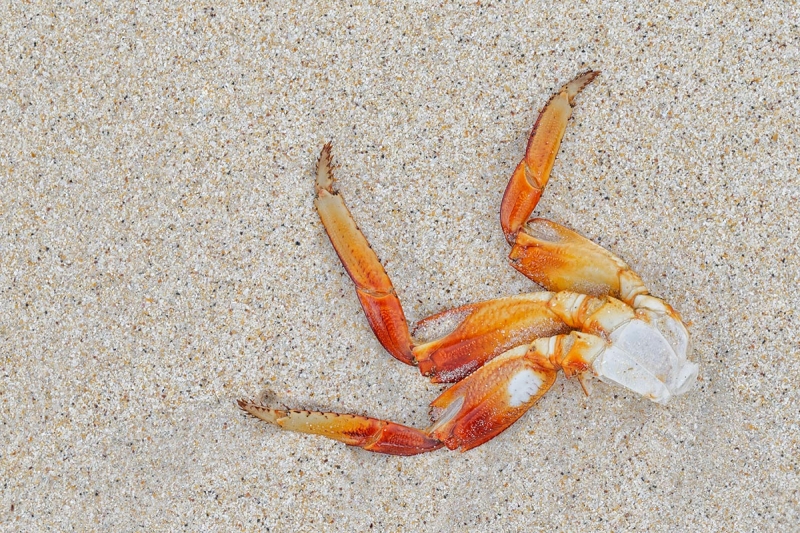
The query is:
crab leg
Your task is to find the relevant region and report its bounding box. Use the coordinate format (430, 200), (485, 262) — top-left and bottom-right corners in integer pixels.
(427, 344), (558, 451)
(499, 74), (652, 306)
(237, 400), (442, 455)
(509, 218), (649, 305)
(238, 340), (560, 454)
(500, 70), (599, 243)
(315, 143), (415, 365)
(412, 292), (570, 383)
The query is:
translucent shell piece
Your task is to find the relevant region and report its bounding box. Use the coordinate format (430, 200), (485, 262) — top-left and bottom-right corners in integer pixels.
(543, 295), (698, 404)
(592, 320), (699, 404)
(633, 294), (691, 358)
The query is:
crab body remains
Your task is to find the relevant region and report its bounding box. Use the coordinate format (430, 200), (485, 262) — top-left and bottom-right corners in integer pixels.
(239, 71), (698, 455)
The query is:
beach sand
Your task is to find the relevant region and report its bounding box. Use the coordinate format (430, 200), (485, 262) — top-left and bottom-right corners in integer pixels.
(2, 1), (798, 530)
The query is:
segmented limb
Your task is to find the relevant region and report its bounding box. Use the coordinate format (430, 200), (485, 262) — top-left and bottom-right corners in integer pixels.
(238, 400), (442, 455)
(315, 144), (415, 365)
(238, 340), (560, 454)
(427, 344), (558, 451)
(509, 219), (649, 305)
(412, 293), (570, 383)
(500, 70), (599, 243)
(495, 72), (655, 306)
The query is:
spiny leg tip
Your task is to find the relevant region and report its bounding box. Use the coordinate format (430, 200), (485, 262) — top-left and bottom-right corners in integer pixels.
(320, 142), (333, 162)
(577, 69), (601, 82)
(316, 142), (336, 194)
(564, 70), (601, 102)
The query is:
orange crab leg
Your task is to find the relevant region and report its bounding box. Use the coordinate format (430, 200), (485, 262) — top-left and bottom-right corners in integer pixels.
(427, 344), (558, 451)
(412, 293), (570, 383)
(238, 340), (561, 455)
(500, 71), (599, 243)
(238, 400), (442, 455)
(509, 218), (649, 305)
(314, 144), (416, 365)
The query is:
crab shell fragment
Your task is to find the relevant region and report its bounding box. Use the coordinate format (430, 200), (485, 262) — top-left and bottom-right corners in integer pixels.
(239, 71), (699, 455)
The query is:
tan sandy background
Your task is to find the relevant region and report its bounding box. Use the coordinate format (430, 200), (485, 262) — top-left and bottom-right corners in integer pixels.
(2, 1), (798, 531)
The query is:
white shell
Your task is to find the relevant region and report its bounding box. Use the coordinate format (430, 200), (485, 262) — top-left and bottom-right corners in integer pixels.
(592, 318), (698, 404)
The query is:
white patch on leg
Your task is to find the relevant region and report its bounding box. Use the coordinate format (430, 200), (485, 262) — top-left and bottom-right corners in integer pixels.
(507, 370), (543, 407)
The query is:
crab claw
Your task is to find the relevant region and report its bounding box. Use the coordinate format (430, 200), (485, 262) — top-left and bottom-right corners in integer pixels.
(238, 400), (442, 455)
(500, 70), (599, 243)
(427, 345), (557, 451)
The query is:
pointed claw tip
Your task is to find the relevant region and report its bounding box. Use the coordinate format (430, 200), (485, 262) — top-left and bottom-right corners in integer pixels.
(316, 142), (335, 194)
(237, 398), (286, 425)
(318, 142), (333, 163)
(564, 70), (600, 103)
(320, 141), (333, 159)
(237, 398), (258, 413)
(237, 398), (258, 417)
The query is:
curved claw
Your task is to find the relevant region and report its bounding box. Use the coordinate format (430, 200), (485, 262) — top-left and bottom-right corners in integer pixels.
(427, 345), (557, 451)
(509, 218), (648, 305)
(314, 144), (416, 365)
(412, 293), (570, 383)
(238, 399), (442, 455)
(500, 70), (599, 243)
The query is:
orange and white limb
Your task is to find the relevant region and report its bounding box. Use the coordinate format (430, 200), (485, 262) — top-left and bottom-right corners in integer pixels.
(237, 400), (442, 455)
(497, 70), (650, 305)
(238, 342), (560, 454)
(412, 293), (570, 383)
(508, 218), (650, 305)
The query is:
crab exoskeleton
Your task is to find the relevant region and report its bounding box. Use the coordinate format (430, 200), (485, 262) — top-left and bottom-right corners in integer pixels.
(239, 71), (699, 455)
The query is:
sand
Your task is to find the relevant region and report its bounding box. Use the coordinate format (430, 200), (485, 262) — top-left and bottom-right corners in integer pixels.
(2, 1), (798, 531)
